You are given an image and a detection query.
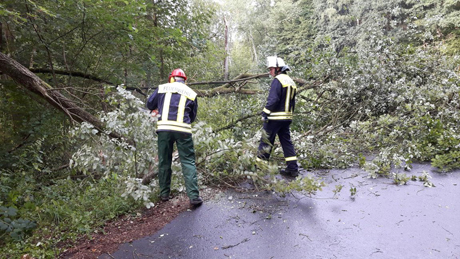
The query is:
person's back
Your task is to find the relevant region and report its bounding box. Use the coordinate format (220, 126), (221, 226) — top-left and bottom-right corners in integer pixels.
(147, 68), (202, 206)
(154, 81), (197, 134)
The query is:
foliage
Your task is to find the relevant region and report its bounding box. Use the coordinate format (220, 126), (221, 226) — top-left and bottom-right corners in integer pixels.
(0, 174), (138, 258)
(67, 87), (326, 203)
(69, 86), (158, 208)
(0, 206), (37, 243)
(392, 172), (410, 185)
(292, 0), (460, 175)
(0, 87), (147, 257)
(269, 0), (316, 69)
(0, 83), (70, 172)
(1, 0), (460, 257)
(349, 186), (357, 198)
(1, 0), (218, 111)
(432, 151), (460, 173)
(419, 171), (435, 187)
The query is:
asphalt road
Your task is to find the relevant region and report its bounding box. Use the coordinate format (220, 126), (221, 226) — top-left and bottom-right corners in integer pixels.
(100, 163), (460, 259)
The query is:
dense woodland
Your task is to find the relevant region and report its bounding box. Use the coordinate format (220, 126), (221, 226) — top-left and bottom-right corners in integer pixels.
(0, 0), (459, 257)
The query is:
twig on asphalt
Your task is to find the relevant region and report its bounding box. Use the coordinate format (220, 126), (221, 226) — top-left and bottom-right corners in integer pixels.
(221, 238), (250, 249)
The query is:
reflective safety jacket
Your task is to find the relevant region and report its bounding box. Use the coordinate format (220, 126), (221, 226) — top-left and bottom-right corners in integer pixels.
(262, 73), (297, 121)
(147, 82), (198, 134)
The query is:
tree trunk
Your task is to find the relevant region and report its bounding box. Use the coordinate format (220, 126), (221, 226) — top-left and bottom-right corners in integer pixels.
(0, 22), (3, 53)
(223, 16), (229, 81)
(249, 29), (258, 62)
(0, 52), (125, 141)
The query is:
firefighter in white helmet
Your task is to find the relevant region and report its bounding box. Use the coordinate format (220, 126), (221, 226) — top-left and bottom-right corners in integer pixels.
(257, 56), (299, 177)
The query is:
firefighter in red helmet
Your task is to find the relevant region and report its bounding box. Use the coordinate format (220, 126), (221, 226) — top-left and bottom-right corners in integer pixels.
(168, 68), (187, 83)
(147, 68), (203, 206)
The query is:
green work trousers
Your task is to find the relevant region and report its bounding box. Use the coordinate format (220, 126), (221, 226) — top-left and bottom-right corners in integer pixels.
(157, 131), (199, 200)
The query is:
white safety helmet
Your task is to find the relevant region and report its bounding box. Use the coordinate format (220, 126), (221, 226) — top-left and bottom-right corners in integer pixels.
(266, 56), (286, 68)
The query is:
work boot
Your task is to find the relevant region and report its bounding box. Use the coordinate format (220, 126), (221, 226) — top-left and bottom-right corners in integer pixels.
(160, 195), (170, 202)
(280, 168), (299, 177)
(190, 197), (203, 206)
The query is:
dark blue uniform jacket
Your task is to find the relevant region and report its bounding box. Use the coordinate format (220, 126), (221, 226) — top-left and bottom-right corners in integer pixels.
(147, 82), (198, 134)
(262, 73), (297, 121)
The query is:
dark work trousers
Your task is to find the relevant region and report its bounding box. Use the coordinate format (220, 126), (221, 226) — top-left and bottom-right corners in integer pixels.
(157, 131), (200, 200)
(257, 120), (298, 171)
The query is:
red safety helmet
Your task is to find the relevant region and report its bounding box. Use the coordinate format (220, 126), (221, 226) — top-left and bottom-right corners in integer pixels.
(168, 68), (187, 82)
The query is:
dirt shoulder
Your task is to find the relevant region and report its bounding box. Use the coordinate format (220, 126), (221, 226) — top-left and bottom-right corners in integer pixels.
(59, 195), (190, 259)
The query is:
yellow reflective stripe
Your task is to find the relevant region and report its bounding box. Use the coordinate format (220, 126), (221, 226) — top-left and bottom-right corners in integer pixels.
(267, 116), (292, 120)
(292, 87), (296, 98)
(285, 156), (297, 161)
(157, 125), (192, 134)
(270, 112), (292, 116)
(291, 87), (296, 112)
(285, 86), (291, 112)
(158, 120), (192, 129)
(177, 95), (187, 122)
(162, 92), (172, 121)
(267, 111), (292, 119)
(157, 120), (192, 133)
(263, 108), (271, 114)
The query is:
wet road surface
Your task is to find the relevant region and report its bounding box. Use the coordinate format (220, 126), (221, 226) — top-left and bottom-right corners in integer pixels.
(100, 163), (460, 258)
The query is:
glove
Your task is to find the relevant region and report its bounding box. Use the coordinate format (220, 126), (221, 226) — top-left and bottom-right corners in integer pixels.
(150, 109), (159, 118)
(261, 111), (268, 122)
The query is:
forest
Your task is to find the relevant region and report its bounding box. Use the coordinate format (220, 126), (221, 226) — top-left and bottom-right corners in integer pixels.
(1, 0), (459, 257)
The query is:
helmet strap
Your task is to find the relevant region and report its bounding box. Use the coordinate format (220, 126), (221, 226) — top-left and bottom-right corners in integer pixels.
(275, 67), (281, 75)
(175, 77), (185, 83)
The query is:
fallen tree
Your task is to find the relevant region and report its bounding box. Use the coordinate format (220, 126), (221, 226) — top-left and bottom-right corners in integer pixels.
(1, 52), (323, 142)
(25, 68), (319, 98)
(0, 52), (124, 141)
